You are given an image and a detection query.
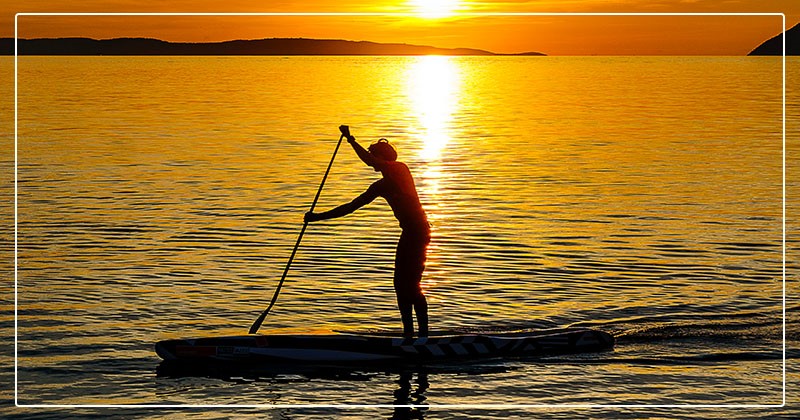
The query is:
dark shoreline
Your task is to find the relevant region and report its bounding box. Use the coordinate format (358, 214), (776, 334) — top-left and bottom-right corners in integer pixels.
(0, 37), (547, 56)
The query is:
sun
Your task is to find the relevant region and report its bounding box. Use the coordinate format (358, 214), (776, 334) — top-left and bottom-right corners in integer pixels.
(411, 0), (460, 19)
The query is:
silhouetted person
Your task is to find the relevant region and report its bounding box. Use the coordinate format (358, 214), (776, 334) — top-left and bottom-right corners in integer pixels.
(305, 125), (430, 338)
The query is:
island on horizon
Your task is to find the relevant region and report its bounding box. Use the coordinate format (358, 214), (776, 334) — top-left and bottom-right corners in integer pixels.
(0, 37), (547, 56)
(748, 22), (799, 56)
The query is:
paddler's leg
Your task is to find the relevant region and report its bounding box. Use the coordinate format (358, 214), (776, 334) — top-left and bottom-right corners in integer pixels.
(396, 283), (427, 338)
(398, 299), (415, 338)
(414, 293), (428, 337)
(395, 229), (430, 338)
(395, 231), (417, 337)
(413, 229), (431, 337)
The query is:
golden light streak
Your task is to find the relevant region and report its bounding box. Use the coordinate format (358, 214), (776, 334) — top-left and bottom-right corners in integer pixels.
(406, 55), (460, 161)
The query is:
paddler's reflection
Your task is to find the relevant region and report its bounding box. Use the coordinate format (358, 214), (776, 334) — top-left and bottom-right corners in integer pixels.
(390, 370), (429, 420)
(157, 361), (440, 416)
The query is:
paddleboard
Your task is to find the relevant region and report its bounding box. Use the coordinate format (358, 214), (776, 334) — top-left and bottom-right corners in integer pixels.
(155, 328), (614, 363)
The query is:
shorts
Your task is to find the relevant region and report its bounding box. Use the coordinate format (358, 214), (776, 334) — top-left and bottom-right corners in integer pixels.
(393, 228), (431, 304)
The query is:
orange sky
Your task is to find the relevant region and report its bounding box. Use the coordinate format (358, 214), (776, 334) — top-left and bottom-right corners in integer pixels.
(3, 1), (800, 55)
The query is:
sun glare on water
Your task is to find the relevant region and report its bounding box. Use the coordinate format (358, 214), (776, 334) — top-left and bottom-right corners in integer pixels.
(411, 0), (460, 18)
(406, 55), (461, 160)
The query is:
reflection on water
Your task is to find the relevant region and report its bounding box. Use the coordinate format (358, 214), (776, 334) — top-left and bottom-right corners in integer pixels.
(392, 370), (429, 419)
(406, 56), (460, 161)
(156, 359), (513, 414)
(406, 56), (458, 281)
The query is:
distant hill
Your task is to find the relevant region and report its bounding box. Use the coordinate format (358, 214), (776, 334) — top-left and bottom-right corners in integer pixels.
(748, 23), (799, 55)
(0, 37), (546, 56)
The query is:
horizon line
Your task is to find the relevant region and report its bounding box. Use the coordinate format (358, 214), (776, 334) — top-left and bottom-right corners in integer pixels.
(14, 12), (787, 16)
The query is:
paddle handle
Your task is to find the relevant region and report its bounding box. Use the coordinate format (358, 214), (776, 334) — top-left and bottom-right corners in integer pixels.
(249, 133), (346, 334)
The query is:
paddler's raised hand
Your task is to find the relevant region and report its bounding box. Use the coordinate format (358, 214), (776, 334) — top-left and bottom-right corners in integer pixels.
(339, 125), (355, 142)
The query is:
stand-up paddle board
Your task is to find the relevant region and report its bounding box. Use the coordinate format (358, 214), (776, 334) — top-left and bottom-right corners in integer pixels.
(155, 328), (613, 363)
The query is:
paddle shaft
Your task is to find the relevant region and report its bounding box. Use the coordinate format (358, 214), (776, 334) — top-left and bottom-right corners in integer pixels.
(249, 133), (346, 334)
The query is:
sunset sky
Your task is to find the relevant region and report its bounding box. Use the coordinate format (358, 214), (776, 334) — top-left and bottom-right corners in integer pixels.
(3, 1), (800, 55)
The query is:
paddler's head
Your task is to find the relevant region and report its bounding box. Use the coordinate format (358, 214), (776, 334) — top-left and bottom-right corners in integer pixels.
(368, 139), (397, 170)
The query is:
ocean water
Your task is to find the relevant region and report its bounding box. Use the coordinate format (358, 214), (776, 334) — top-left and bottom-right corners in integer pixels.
(2, 55), (799, 418)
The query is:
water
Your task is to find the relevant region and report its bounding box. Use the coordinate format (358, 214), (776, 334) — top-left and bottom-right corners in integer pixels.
(3, 55), (798, 418)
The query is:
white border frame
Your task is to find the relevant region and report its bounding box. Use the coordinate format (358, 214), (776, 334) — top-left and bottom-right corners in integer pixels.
(13, 11), (787, 410)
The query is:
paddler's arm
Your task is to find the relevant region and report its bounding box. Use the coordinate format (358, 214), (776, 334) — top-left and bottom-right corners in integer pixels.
(340, 125), (386, 170)
(305, 181), (380, 223)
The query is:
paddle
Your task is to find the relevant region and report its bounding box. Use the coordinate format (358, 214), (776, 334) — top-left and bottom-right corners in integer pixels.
(249, 129), (348, 334)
